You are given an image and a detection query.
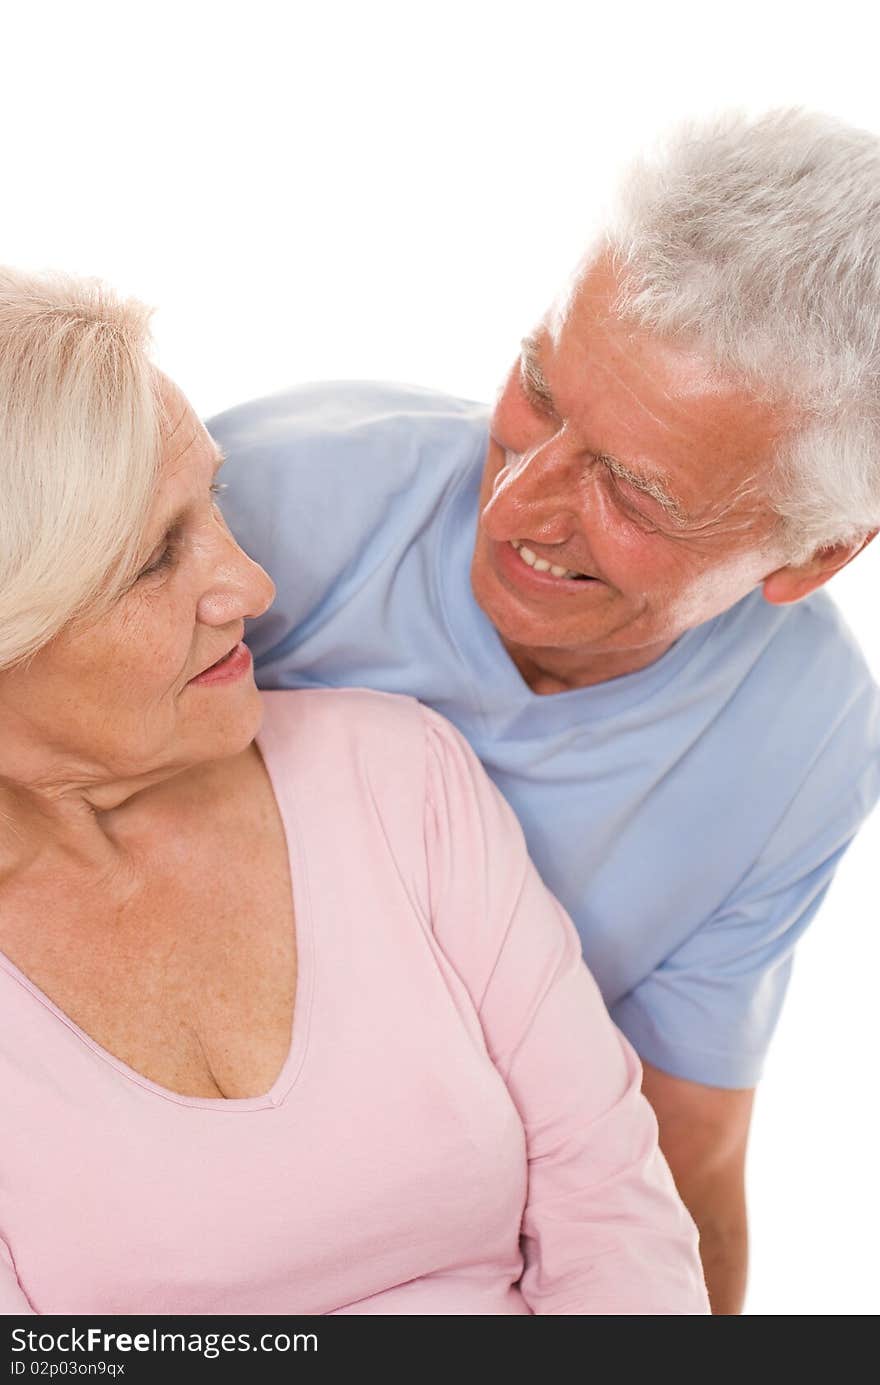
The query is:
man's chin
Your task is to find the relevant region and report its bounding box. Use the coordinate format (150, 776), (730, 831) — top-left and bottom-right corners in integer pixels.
(471, 548), (574, 645)
(472, 571), (571, 653)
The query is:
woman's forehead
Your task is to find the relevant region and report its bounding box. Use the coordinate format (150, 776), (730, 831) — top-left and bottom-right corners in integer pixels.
(157, 373), (192, 440)
(155, 376), (212, 472)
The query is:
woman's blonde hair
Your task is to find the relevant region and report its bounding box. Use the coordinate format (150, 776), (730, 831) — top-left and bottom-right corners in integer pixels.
(0, 266), (165, 672)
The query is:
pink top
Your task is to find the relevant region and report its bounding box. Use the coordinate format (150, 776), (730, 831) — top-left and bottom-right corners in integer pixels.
(0, 689), (709, 1316)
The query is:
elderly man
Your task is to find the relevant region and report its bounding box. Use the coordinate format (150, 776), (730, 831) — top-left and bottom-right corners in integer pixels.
(209, 108), (880, 1314)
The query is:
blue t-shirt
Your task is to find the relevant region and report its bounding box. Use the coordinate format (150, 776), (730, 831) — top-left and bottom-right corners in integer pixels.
(208, 381), (880, 1089)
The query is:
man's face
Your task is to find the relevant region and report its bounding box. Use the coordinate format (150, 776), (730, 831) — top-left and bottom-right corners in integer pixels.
(471, 253), (800, 682)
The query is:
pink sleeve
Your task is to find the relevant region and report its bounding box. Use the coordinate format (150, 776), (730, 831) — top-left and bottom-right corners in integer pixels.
(0, 1236), (35, 1315)
(421, 706), (710, 1316)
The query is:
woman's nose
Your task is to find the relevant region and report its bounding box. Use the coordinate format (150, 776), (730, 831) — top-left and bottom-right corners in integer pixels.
(234, 541), (276, 621)
(200, 532), (277, 625)
(245, 556), (277, 621)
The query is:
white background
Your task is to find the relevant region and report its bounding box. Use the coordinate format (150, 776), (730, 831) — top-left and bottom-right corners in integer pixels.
(4, 0), (878, 1315)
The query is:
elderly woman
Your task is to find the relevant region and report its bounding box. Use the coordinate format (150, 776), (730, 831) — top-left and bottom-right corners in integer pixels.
(0, 268), (709, 1317)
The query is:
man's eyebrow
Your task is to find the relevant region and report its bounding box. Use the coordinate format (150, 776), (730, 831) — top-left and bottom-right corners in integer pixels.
(520, 334), (557, 409)
(143, 445), (227, 557)
(600, 454), (691, 525)
(519, 334), (692, 526)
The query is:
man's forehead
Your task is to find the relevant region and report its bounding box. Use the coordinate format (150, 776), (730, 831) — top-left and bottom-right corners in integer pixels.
(537, 258), (798, 434)
(544, 249), (621, 341)
(520, 294), (801, 536)
(542, 251), (802, 420)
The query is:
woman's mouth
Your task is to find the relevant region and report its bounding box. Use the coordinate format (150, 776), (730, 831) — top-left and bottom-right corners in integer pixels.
(187, 642), (252, 686)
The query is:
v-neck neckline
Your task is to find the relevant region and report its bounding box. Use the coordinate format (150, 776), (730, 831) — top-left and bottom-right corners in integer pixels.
(0, 695), (315, 1113)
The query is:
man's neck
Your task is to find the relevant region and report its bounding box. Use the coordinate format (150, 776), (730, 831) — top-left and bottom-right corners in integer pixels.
(501, 637), (675, 695)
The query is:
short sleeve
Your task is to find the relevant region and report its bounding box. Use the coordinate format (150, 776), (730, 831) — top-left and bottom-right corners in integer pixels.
(610, 695), (880, 1089)
(421, 705), (710, 1316)
(0, 1236), (35, 1315)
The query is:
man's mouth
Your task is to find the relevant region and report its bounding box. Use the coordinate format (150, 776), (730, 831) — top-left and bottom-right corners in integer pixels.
(509, 539), (594, 581)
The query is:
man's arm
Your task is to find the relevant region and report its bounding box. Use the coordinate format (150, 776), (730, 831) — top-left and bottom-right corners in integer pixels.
(640, 1059), (755, 1315)
(423, 707), (709, 1313)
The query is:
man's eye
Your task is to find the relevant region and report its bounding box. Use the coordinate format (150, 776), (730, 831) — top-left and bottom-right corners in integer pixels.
(605, 472), (659, 526)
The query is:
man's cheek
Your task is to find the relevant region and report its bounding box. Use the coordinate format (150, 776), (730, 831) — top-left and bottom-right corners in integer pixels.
(594, 529), (669, 596)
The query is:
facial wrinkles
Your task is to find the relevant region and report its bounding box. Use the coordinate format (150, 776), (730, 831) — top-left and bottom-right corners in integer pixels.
(509, 318), (790, 629)
(524, 319), (688, 524)
(556, 261), (711, 424)
(550, 322), (774, 550)
(586, 315), (684, 438)
(164, 391), (191, 447)
(676, 475), (765, 546)
(567, 264), (742, 439)
(140, 431), (225, 576)
(137, 395), (198, 566)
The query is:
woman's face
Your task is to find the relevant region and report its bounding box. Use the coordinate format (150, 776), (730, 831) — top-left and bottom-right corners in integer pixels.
(0, 375), (276, 810)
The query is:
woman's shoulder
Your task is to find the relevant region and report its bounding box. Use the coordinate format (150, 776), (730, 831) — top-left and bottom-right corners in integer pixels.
(255, 685), (441, 791)
(257, 683), (423, 742)
(254, 686), (487, 837)
(253, 689), (466, 894)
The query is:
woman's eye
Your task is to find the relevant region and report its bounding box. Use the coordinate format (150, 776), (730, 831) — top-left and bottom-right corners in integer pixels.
(139, 539), (178, 580)
(138, 482), (228, 581)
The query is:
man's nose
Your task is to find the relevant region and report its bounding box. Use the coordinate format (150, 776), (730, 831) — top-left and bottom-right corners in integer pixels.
(482, 438), (581, 544)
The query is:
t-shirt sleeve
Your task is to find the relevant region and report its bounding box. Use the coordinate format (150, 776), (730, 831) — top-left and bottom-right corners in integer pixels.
(0, 1236), (35, 1314)
(610, 689), (880, 1090)
(420, 705), (710, 1316)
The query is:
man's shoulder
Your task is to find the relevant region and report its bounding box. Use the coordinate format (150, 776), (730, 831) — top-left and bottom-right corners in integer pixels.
(713, 587), (880, 769)
(207, 379), (489, 480)
(730, 588), (876, 703)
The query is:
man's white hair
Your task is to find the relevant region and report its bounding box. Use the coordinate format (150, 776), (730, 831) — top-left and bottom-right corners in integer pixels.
(0, 268), (164, 671)
(605, 107), (880, 563)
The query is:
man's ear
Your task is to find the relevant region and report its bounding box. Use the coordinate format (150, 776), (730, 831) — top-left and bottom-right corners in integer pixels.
(763, 529), (878, 606)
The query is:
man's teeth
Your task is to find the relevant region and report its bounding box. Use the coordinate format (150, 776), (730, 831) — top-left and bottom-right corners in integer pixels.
(510, 540), (585, 580)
